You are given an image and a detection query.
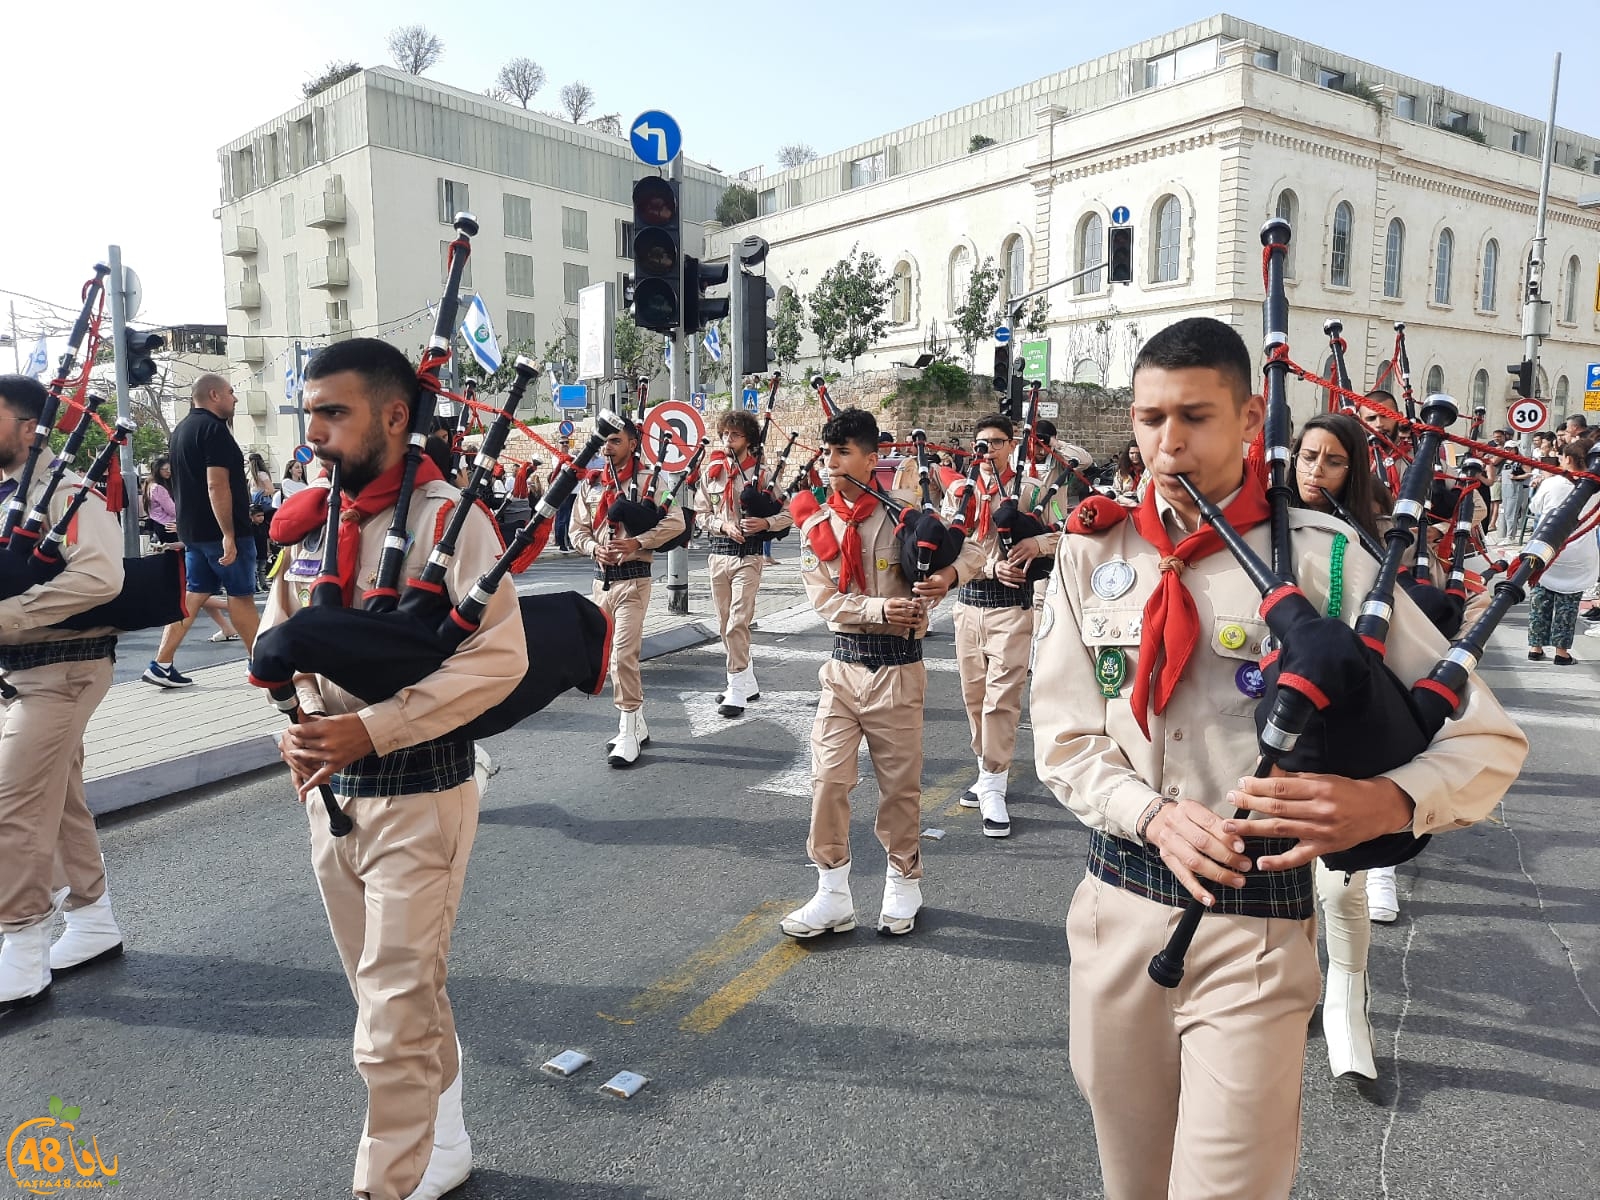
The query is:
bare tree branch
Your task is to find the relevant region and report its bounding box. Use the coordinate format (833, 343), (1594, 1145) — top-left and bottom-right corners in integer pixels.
(495, 57), (545, 108)
(387, 25), (444, 75)
(777, 143), (818, 168)
(559, 81), (595, 124)
(586, 113), (622, 136)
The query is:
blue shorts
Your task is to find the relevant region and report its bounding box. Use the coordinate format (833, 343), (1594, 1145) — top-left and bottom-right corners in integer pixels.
(185, 539), (258, 597)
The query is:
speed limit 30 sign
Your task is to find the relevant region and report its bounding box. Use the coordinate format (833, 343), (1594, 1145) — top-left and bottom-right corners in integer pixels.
(1508, 397), (1548, 434)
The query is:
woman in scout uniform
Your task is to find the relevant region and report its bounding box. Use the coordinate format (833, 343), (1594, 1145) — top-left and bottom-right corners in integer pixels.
(1032, 318), (1525, 1200)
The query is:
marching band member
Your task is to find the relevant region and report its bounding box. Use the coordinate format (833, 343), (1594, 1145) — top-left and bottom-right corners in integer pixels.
(0, 375), (126, 1015)
(780, 407), (983, 938)
(264, 340), (527, 1200)
(570, 415), (685, 767)
(696, 409), (792, 718)
(1031, 320), (1525, 1199)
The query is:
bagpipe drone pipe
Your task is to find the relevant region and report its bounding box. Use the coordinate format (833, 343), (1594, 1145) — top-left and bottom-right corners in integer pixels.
(738, 373), (790, 526)
(990, 381), (1056, 586)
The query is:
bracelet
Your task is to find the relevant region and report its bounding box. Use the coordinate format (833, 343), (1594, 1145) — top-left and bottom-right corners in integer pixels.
(1136, 797), (1177, 843)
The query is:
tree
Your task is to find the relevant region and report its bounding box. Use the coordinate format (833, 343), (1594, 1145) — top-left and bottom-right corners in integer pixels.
(696, 320), (731, 390)
(613, 313), (663, 385)
(559, 81), (595, 124)
(777, 143), (818, 168)
(387, 25), (444, 75)
(806, 247), (894, 374)
(495, 56), (545, 108)
(773, 289), (805, 371)
(483, 86), (511, 103)
(453, 336), (541, 396)
(951, 258), (1003, 370)
(968, 134), (996, 153)
(716, 185), (757, 227)
(587, 113), (622, 137)
(303, 61), (361, 100)
(1020, 295), (1050, 337)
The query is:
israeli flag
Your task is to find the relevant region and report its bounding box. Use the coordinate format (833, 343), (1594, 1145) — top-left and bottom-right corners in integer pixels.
(703, 322), (722, 362)
(23, 335), (49, 379)
(284, 362), (297, 400)
(459, 293), (502, 372)
(664, 336), (672, 371)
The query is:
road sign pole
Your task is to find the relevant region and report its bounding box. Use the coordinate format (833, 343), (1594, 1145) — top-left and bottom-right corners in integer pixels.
(1521, 52), (1561, 458)
(664, 151), (690, 615)
(107, 244), (142, 559)
(294, 340), (307, 446)
(728, 246), (744, 411)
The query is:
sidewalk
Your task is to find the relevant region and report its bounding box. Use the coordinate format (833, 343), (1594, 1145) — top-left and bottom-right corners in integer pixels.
(84, 553), (812, 816)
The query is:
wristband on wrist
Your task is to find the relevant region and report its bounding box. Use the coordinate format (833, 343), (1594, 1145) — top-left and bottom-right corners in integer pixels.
(1136, 797), (1177, 843)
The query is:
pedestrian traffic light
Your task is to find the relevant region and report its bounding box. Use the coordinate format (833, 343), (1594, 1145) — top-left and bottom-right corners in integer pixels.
(684, 257), (729, 334)
(1108, 225), (1134, 284)
(992, 343), (1011, 392)
(1507, 359), (1534, 399)
(631, 176), (682, 333)
(736, 271), (776, 373)
(123, 328), (165, 387)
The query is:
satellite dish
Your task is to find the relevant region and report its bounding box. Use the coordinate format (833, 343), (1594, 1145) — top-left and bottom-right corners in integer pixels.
(122, 267), (143, 323)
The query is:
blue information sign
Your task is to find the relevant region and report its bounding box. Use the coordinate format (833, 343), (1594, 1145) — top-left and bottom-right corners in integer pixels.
(558, 420), (575, 437)
(993, 326), (1012, 345)
(556, 384), (589, 410)
(293, 444), (314, 465)
(1588, 364), (1600, 391)
(691, 391), (707, 412)
(742, 387), (760, 413)
(1112, 205), (1131, 225)
(629, 110), (682, 166)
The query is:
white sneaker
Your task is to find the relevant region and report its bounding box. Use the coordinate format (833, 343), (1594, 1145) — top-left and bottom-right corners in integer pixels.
(718, 671), (746, 718)
(49, 892), (124, 973)
(979, 791), (1012, 838)
(878, 869), (922, 936)
(780, 864), (856, 938)
(0, 918), (53, 1013)
(403, 1059), (472, 1200)
(1366, 867), (1400, 924)
(1323, 965), (1378, 1080)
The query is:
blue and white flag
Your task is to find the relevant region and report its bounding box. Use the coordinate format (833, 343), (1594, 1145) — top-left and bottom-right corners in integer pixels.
(664, 336), (672, 372)
(23, 335), (49, 379)
(703, 322), (722, 362)
(459, 293), (502, 372)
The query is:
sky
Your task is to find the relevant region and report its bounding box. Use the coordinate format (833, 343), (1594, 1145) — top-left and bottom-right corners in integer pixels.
(2, 0), (1597, 355)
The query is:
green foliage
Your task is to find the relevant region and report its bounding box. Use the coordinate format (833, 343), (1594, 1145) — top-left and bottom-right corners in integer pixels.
(806, 247), (895, 373)
(1338, 79), (1385, 114)
(951, 257), (1003, 370)
(1019, 295), (1050, 337)
(612, 312), (663, 383)
(454, 337), (543, 395)
(773, 289), (805, 370)
(922, 361), (970, 400)
(303, 61), (362, 100)
(1437, 121), (1487, 145)
(968, 134), (997, 153)
(716, 185), (758, 227)
(49, 414), (166, 466)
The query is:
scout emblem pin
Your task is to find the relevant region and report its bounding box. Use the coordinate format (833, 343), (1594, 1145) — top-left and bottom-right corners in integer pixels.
(1091, 559), (1135, 601)
(1096, 647), (1128, 698)
(1235, 662), (1265, 699)
(1218, 623), (1248, 651)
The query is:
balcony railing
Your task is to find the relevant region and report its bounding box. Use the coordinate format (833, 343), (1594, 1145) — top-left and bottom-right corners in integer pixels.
(305, 256), (350, 289)
(222, 226), (258, 256)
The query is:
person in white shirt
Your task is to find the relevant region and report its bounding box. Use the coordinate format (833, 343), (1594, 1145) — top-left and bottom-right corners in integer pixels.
(1526, 442), (1600, 665)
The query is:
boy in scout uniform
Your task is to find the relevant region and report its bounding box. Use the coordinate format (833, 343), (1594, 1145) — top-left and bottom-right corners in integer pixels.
(695, 408), (792, 718)
(943, 414), (1059, 837)
(263, 339), (529, 1200)
(1031, 318), (1527, 1200)
(780, 407), (984, 937)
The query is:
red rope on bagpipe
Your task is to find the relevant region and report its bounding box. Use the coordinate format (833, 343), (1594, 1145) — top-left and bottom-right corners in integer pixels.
(450, 392), (574, 468)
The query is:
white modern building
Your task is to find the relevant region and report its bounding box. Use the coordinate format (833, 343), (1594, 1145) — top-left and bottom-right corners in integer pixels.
(712, 14), (1600, 431)
(215, 67), (726, 466)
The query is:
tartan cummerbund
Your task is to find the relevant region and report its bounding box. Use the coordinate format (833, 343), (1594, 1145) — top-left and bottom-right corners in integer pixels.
(707, 535), (765, 558)
(333, 732), (475, 798)
(594, 560), (652, 584)
(958, 578), (1032, 609)
(832, 631), (923, 670)
(0, 635), (117, 672)
(1087, 829), (1315, 920)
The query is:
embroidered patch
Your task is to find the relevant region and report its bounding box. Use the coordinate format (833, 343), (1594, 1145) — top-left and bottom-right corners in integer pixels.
(1218, 623), (1248, 651)
(1090, 559), (1135, 601)
(1095, 647), (1128, 698)
(801, 549), (819, 572)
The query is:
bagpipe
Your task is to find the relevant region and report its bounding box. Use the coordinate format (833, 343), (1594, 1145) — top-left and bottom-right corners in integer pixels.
(739, 373), (789, 526)
(991, 381), (1056, 586)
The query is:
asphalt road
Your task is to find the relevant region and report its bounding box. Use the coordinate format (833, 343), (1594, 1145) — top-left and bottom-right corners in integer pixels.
(4, 600), (1596, 1199)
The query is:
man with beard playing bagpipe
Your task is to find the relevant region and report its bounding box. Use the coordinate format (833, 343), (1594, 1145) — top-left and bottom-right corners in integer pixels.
(262, 338), (527, 1200)
(570, 413), (685, 766)
(1031, 315), (1526, 1200)
(696, 407), (792, 718)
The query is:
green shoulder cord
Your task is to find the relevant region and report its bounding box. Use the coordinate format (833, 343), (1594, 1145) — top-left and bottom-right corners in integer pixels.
(1324, 532), (1347, 619)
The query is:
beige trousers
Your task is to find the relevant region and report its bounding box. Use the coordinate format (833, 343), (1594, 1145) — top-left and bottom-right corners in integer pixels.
(807, 658), (926, 879)
(953, 600), (1034, 774)
(709, 553), (763, 674)
(1315, 861), (1370, 974)
(1067, 873), (1320, 1200)
(309, 780), (478, 1200)
(591, 575), (651, 711)
(0, 656), (113, 931)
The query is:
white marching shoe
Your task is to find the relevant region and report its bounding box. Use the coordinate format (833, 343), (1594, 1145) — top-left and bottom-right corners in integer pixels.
(0, 919), (53, 1014)
(50, 892), (124, 973)
(1366, 867), (1400, 924)
(959, 760), (986, 808)
(975, 769), (1011, 837)
(608, 708), (644, 768)
(403, 1047), (472, 1200)
(736, 663), (759, 703)
(605, 709), (649, 751)
(718, 671), (747, 718)
(878, 868), (922, 936)
(780, 864), (857, 938)
(1323, 964), (1378, 1080)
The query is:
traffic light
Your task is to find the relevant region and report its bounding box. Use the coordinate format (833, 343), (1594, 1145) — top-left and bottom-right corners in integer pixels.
(992, 343), (1011, 392)
(736, 271), (775, 372)
(123, 328), (165, 386)
(1005, 374), (1025, 424)
(1507, 359), (1534, 399)
(631, 176), (681, 333)
(684, 256), (729, 334)
(1108, 225), (1134, 284)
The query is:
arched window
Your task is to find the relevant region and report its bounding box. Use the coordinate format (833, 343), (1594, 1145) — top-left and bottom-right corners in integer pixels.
(1275, 189), (1298, 275)
(1075, 213), (1104, 294)
(891, 260), (913, 325)
(1383, 219), (1404, 298)
(1425, 365), (1445, 395)
(1330, 202), (1353, 287)
(948, 245), (972, 312)
(1434, 228), (1455, 304)
(1002, 235), (1025, 302)
(1563, 255), (1581, 323)
(1479, 239), (1498, 311)
(1537, 366), (1549, 398)
(1073, 358), (1103, 385)
(1555, 376), (1570, 407)
(1375, 359), (1392, 390)
(1471, 369), (1489, 408)
(1153, 195), (1182, 283)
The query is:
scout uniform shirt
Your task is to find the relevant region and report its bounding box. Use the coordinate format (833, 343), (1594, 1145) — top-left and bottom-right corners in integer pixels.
(695, 453), (794, 541)
(263, 477), (528, 760)
(942, 464), (1061, 584)
(570, 467), (686, 562)
(0, 467), (123, 645)
(1031, 488), (1528, 844)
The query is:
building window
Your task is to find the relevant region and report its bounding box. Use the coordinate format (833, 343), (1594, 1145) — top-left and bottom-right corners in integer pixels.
(1479, 239), (1498, 311)
(441, 241), (473, 290)
(1434, 228), (1454, 304)
(758, 188), (778, 216)
(1274, 190), (1298, 276)
(1002, 235), (1025, 302)
(1317, 68), (1346, 89)
(1472, 369), (1489, 409)
(505, 309), (536, 346)
(1330, 202), (1354, 288)
(505, 252), (535, 298)
(948, 245), (972, 311)
(1075, 213), (1104, 294)
(438, 179), (470, 225)
(1510, 130), (1530, 155)
(1153, 195), (1182, 283)
(1425, 365), (1445, 395)
(504, 194), (533, 240)
(563, 262), (590, 305)
(892, 261), (912, 325)
(1554, 376), (1570, 407)
(1253, 48), (1278, 71)
(1395, 94), (1417, 121)
(561, 207), (588, 252)
(232, 147), (257, 195)
(1440, 109), (1469, 133)
(849, 153), (885, 189)
(616, 220), (634, 259)
(1383, 218), (1404, 298)
(1143, 39), (1218, 90)
(1563, 255), (1581, 323)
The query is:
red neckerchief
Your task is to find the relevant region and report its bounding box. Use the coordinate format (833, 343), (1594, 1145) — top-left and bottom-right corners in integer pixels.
(1126, 473), (1272, 739)
(972, 465), (1013, 539)
(827, 490), (879, 594)
(598, 458), (637, 525)
(270, 457), (445, 606)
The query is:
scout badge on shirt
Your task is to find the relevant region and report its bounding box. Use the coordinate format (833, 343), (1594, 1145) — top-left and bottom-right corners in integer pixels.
(1217, 622), (1248, 651)
(1235, 662), (1266, 699)
(1095, 647), (1127, 698)
(1090, 558), (1135, 601)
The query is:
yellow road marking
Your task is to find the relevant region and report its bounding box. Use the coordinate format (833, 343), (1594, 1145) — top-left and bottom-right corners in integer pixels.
(617, 899), (793, 1017)
(678, 941), (812, 1034)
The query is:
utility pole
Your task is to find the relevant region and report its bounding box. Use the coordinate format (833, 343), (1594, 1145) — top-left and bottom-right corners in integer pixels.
(107, 245), (142, 558)
(7, 302), (19, 372)
(293, 340), (308, 445)
(1517, 52), (1561, 458)
(664, 151), (690, 614)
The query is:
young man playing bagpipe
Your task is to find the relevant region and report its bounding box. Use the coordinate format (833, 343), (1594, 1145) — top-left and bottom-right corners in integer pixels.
(262, 339), (528, 1200)
(570, 414), (685, 766)
(780, 407), (985, 938)
(695, 408), (792, 718)
(1031, 318), (1526, 1199)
